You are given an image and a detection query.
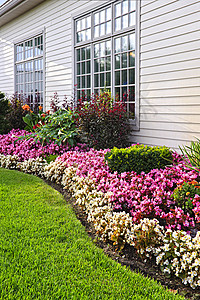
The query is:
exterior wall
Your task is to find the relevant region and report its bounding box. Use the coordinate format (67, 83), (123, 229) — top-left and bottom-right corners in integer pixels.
(0, 0), (105, 109)
(134, 0), (200, 149)
(0, 0), (200, 150)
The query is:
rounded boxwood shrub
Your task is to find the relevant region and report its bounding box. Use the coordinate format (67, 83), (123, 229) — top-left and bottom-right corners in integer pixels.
(104, 144), (173, 174)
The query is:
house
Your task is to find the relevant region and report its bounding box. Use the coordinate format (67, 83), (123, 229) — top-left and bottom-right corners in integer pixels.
(0, 0), (200, 150)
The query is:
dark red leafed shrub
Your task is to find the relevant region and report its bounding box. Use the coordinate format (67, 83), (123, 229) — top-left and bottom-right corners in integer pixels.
(75, 91), (131, 149)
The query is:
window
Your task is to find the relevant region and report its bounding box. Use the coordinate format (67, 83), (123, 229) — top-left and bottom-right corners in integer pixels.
(74, 0), (136, 118)
(15, 34), (44, 107)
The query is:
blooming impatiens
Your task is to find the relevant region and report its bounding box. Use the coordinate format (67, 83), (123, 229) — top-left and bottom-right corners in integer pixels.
(0, 129), (88, 161)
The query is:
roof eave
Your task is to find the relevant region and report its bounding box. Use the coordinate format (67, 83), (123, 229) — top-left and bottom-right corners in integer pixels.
(0, 0), (46, 27)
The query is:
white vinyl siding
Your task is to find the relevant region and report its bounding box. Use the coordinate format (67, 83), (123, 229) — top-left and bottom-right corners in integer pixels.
(132, 0), (200, 150)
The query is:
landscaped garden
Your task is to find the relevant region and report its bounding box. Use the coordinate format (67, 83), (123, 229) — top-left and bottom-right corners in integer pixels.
(0, 90), (200, 299)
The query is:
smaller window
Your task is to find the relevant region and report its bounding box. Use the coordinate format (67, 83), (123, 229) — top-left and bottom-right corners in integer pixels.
(76, 16), (91, 43)
(15, 34), (44, 107)
(114, 0), (136, 31)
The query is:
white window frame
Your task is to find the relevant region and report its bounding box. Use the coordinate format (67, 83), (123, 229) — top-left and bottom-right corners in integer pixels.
(72, 0), (140, 129)
(14, 29), (45, 110)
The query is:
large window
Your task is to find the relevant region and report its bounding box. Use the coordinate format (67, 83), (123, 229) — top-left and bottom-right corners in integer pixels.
(15, 34), (44, 107)
(74, 0), (136, 117)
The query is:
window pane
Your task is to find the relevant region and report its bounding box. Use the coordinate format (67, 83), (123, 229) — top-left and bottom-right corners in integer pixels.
(115, 38), (121, 53)
(115, 54), (120, 69)
(106, 72), (111, 86)
(77, 20), (81, 31)
(105, 41), (111, 55)
(100, 24), (105, 36)
(100, 42), (105, 57)
(77, 49), (81, 61)
(94, 59), (99, 72)
(82, 76), (85, 88)
(122, 0), (128, 14)
(81, 48), (85, 60)
(129, 51), (135, 67)
(100, 58), (104, 72)
(115, 17), (121, 31)
(122, 70), (127, 85)
(122, 36), (128, 51)
(129, 12), (135, 26)
(86, 29), (91, 40)
(100, 10), (105, 22)
(94, 74), (98, 87)
(100, 73), (104, 87)
(77, 77), (81, 88)
(115, 71), (120, 85)
(77, 63), (80, 75)
(106, 21), (111, 34)
(94, 25), (99, 38)
(115, 3), (121, 17)
(86, 47), (91, 59)
(86, 61), (90, 74)
(94, 44), (100, 57)
(87, 75), (91, 88)
(122, 15), (128, 29)
(106, 57), (111, 70)
(86, 16), (91, 28)
(129, 33), (135, 50)
(94, 12), (99, 25)
(122, 53), (127, 68)
(130, 0), (136, 12)
(106, 7), (111, 20)
(82, 62), (85, 74)
(129, 68), (135, 84)
(81, 18), (86, 30)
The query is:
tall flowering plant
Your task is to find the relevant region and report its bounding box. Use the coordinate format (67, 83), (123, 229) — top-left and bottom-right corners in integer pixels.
(75, 91), (130, 149)
(22, 104), (49, 132)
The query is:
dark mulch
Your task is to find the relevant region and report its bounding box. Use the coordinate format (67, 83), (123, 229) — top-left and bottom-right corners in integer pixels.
(44, 179), (200, 300)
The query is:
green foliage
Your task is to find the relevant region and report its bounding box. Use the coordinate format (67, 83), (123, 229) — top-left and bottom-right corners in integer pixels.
(76, 90), (130, 149)
(172, 181), (200, 215)
(0, 169), (184, 300)
(0, 92), (10, 134)
(179, 139), (200, 172)
(105, 144), (173, 174)
(17, 108), (79, 146)
(45, 154), (59, 164)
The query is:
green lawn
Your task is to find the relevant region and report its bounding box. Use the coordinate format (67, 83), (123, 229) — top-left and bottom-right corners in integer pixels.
(0, 168), (185, 300)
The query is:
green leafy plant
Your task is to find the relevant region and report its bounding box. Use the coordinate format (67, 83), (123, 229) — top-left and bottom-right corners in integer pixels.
(17, 108), (79, 146)
(105, 144), (173, 174)
(75, 90), (130, 149)
(172, 180), (200, 215)
(179, 139), (200, 172)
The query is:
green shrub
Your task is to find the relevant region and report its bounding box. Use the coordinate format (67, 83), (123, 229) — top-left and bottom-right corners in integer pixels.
(104, 144), (173, 174)
(172, 180), (200, 215)
(75, 90), (130, 149)
(0, 92), (10, 134)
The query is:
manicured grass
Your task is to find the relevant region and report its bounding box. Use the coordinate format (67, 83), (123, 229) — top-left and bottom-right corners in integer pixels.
(0, 168), (185, 300)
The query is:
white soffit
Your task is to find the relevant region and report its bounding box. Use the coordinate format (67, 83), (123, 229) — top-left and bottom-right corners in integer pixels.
(0, 0), (46, 27)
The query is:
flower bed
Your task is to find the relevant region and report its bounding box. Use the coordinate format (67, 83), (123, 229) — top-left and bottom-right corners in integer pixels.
(0, 137), (200, 289)
(0, 129), (88, 161)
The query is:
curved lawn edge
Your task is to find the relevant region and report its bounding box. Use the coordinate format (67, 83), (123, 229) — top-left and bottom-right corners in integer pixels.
(0, 168), (184, 300)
